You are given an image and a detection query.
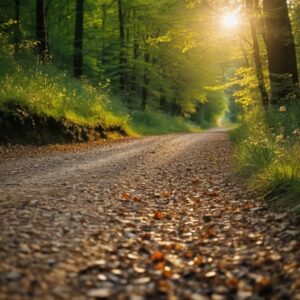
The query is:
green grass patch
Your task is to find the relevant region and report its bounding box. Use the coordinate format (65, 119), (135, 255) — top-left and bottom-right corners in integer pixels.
(230, 104), (300, 211)
(130, 110), (202, 135)
(0, 52), (204, 143)
(0, 62), (129, 130)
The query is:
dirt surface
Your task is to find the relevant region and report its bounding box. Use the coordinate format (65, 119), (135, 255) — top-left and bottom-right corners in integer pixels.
(0, 130), (300, 300)
(0, 102), (127, 145)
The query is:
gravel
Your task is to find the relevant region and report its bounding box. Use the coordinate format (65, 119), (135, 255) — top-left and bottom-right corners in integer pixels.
(0, 129), (299, 300)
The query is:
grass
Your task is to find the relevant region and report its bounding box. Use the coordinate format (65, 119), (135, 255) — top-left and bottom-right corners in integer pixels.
(130, 110), (202, 135)
(0, 61), (129, 130)
(230, 103), (300, 211)
(0, 51), (203, 142)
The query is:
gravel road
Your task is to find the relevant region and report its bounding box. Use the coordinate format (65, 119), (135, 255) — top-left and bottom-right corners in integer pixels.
(0, 130), (299, 300)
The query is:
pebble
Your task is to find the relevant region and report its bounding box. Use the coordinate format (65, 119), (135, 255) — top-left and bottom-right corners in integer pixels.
(87, 288), (112, 298)
(6, 271), (22, 281)
(0, 132), (299, 300)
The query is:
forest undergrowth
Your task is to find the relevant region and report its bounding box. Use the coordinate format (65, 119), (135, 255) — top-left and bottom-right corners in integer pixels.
(0, 53), (202, 144)
(230, 103), (300, 211)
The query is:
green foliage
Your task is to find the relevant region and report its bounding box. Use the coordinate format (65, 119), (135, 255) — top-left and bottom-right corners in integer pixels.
(0, 53), (129, 130)
(0, 20), (19, 76)
(191, 90), (227, 128)
(0, 0), (228, 132)
(0, 47), (203, 139)
(231, 103), (300, 209)
(130, 110), (202, 135)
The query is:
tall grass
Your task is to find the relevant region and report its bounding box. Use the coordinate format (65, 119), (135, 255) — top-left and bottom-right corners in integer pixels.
(0, 49), (203, 139)
(0, 60), (130, 129)
(130, 110), (202, 135)
(231, 103), (300, 210)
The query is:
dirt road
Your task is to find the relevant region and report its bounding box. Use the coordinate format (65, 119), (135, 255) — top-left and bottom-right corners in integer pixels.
(0, 130), (299, 300)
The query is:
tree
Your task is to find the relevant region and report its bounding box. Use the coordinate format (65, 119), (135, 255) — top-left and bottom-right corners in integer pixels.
(100, 3), (107, 77)
(117, 0), (126, 92)
(14, 0), (21, 53)
(141, 51), (150, 110)
(246, 0), (269, 107)
(1, 0), (228, 125)
(36, 0), (48, 61)
(73, 0), (84, 78)
(263, 0), (299, 104)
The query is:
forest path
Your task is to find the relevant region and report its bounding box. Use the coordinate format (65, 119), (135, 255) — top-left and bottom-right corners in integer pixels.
(0, 130), (299, 300)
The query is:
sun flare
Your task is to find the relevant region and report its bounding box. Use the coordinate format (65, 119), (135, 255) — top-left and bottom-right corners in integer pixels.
(221, 11), (240, 29)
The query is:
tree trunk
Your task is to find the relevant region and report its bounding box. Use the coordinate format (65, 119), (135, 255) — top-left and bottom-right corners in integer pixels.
(253, 0), (268, 46)
(73, 0), (84, 78)
(129, 38), (139, 105)
(131, 39), (139, 91)
(125, 7), (132, 96)
(141, 52), (150, 111)
(36, 0), (48, 61)
(118, 0), (126, 93)
(172, 99), (181, 116)
(160, 93), (167, 112)
(98, 3), (107, 81)
(129, 9), (139, 103)
(14, 0), (21, 53)
(246, 0), (269, 107)
(240, 41), (250, 67)
(263, 0), (299, 104)
(101, 4), (107, 67)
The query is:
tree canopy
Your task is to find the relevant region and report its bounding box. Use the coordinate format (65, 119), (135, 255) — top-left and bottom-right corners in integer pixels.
(0, 0), (299, 127)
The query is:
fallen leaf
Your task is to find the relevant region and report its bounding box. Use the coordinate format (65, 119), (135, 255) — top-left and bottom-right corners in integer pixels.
(154, 211), (164, 220)
(158, 280), (173, 293)
(161, 191), (171, 198)
(192, 178), (200, 184)
(226, 277), (239, 288)
(154, 262), (165, 270)
(256, 276), (271, 288)
(183, 251), (193, 258)
(133, 195), (142, 202)
(194, 256), (204, 265)
(121, 192), (130, 200)
(163, 269), (173, 278)
(141, 233), (151, 240)
(151, 251), (165, 262)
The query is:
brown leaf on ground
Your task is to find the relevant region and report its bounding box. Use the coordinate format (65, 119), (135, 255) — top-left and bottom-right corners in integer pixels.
(121, 192), (130, 200)
(132, 195), (142, 202)
(1, 131), (300, 300)
(151, 251), (165, 262)
(154, 210), (164, 220)
(154, 262), (165, 270)
(161, 191), (171, 198)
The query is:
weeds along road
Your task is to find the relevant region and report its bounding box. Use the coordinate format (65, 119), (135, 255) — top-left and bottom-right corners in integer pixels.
(0, 130), (300, 300)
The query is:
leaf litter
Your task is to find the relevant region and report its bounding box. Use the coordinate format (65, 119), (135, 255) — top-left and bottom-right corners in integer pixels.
(0, 131), (300, 299)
